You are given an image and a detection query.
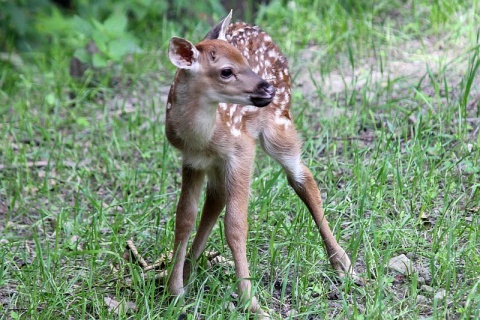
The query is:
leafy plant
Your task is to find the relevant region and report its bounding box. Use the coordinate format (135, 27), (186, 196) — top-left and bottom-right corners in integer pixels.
(75, 13), (141, 68)
(36, 10), (141, 68)
(0, 0), (52, 50)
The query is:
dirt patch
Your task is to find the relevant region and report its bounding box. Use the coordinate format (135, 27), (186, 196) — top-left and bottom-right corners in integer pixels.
(295, 36), (473, 103)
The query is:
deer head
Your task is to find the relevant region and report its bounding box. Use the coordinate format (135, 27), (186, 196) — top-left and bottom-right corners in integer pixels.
(168, 11), (276, 108)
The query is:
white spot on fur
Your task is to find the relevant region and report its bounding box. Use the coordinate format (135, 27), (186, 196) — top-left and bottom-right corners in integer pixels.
(268, 51), (277, 58)
(275, 115), (291, 129)
(231, 127), (241, 137)
(233, 115), (242, 124)
(274, 108), (291, 129)
(229, 104), (237, 118)
(241, 105), (259, 114)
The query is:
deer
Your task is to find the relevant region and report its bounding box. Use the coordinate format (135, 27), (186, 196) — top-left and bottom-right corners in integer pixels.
(166, 10), (355, 317)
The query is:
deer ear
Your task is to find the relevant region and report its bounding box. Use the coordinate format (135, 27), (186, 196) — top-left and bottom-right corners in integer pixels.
(204, 10), (232, 41)
(168, 37), (200, 69)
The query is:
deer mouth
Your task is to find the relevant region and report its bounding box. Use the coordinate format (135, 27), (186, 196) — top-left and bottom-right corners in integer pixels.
(250, 96), (274, 107)
(249, 81), (276, 107)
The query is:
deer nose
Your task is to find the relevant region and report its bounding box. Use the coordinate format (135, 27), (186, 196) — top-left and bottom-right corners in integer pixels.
(250, 81), (276, 107)
(260, 80), (276, 96)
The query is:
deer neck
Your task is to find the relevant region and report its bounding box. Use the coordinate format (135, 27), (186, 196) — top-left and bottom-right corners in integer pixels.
(167, 71), (219, 150)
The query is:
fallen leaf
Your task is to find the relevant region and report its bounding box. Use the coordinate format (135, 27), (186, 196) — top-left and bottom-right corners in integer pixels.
(419, 210), (432, 227)
(104, 296), (136, 315)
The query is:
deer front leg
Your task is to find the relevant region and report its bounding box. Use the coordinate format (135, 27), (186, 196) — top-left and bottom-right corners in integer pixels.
(184, 174), (227, 277)
(224, 146), (267, 317)
(168, 166), (205, 296)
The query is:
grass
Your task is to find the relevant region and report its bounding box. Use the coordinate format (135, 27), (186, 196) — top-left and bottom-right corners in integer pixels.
(1, 0), (480, 319)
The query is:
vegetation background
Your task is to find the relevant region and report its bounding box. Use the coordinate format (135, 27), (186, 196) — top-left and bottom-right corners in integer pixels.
(1, 0), (479, 318)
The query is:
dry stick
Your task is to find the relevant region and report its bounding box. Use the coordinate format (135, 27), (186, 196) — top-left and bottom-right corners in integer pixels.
(143, 253), (172, 272)
(117, 241), (237, 288)
(123, 239), (166, 272)
(124, 239), (148, 269)
(122, 239), (230, 285)
(123, 240), (171, 284)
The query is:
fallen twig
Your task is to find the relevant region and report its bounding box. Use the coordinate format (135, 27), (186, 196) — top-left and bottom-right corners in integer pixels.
(117, 239), (235, 288)
(124, 239), (148, 268)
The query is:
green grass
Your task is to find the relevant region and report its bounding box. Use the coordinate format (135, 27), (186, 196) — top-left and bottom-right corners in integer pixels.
(1, 0), (480, 319)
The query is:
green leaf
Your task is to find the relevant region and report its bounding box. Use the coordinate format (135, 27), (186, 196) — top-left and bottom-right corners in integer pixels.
(35, 7), (72, 35)
(92, 31), (108, 53)
(76, 117), (90, 127)
(10, 311), (19, 320)
(107, 38), (141, 61)
(92, 53), (108, 68)
(91, 19), (105, 33)
(71, 15), (93, 37)
(73, 48), (90, 63)
(103, 13), (128, 35)
(45, 93), (56, 106)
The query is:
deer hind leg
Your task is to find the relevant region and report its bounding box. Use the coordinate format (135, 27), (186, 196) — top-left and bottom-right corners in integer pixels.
(168, 166), (205, 296)
(184, 169), (227, 279)
(260, 124), (354, 277)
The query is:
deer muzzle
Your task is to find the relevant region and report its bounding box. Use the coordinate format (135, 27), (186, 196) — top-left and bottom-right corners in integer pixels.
(249, 80), (276, 107)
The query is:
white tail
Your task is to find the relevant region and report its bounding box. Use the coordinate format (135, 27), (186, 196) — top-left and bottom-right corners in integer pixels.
(166, 11), (354, 317)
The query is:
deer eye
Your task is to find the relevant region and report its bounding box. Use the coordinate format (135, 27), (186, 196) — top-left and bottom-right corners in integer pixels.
(220, 68), (233, 79)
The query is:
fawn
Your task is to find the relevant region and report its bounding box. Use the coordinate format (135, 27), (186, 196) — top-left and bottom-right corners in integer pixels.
(166, 11), (354, 316)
